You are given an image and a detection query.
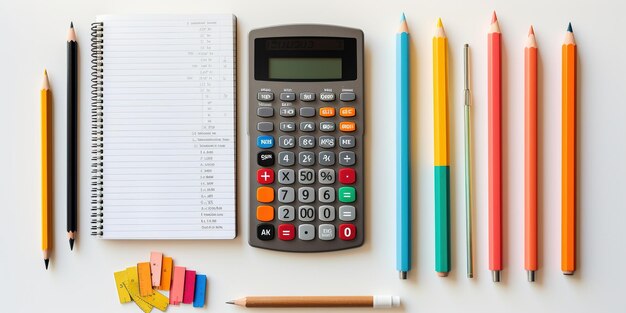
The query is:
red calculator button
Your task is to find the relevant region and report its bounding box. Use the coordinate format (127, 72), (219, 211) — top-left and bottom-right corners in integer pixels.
(338, 168), (356, 184)
(339, 224), (356, 241)
(257, 168), (275, 184)
(278, 224), (296, 241)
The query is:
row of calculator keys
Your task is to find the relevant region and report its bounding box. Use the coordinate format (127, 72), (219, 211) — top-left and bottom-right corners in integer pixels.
(256, 205), (356, 222)
(257, 122), (356, 133)
(257, 168), (356, 185)
(257, 106), (356, 118)
(257, 223), (356, 241)
(257, 186), (356, 203)
(257, 91), (356, 102)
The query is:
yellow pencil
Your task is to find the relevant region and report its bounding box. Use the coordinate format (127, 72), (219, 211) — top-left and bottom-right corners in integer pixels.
(41, 70), (51, 270)
(433, 18), (450, 276)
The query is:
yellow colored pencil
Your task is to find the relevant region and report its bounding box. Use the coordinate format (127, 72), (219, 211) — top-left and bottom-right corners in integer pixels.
(433, 18), (450, 277)
(41, 70), (51, 270)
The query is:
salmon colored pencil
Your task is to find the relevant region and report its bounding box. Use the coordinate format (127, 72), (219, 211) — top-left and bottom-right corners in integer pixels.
(488, 11), (502, 282)
(562, 23), (577, 275)
(524, 26), (538, 282)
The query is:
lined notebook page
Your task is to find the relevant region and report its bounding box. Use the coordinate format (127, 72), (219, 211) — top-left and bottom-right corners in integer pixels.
(99, 14), (236, 239)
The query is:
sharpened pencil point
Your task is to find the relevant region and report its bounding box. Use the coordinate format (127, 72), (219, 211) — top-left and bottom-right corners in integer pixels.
(69, 238), (75, 250)
(70, 21), (74, 28)
(226, 301), (235, 305)
(437, 18), (443, 27)
(400, 12), (406, 22)
(567, 22), (573, 32)
(44, 259), (49, 269)
(529, 25), (534, 36)
(491, 11), (498, 23)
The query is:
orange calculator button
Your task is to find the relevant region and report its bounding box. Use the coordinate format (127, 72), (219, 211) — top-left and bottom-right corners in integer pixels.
(319, 107), (336, 117)
(339, 107), (356, 117)
(256, 186), (274, 203)
(256, 205), (274, 222)
(339, 122), (356, 132)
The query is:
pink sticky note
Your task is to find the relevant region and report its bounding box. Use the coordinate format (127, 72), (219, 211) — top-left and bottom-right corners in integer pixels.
(169, 266), (186, 305)
(150, 252), (163, 287)
(182, 270), (196, 304)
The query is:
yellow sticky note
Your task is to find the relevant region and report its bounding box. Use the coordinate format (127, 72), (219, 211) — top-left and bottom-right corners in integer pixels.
(125, 267), (169, 312)
(124, 267), (154, 313)
(114, 270), (132, 303)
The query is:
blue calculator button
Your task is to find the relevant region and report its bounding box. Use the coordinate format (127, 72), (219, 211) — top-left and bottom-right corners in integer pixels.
(257, 135), (274, 148)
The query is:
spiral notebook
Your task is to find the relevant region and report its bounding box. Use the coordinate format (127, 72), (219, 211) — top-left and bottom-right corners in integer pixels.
(91, 14), (237, 239)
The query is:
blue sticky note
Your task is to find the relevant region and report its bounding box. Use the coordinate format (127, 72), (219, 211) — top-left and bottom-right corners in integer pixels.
(193, 274), (207, 308)
(257, 135), (274, 148)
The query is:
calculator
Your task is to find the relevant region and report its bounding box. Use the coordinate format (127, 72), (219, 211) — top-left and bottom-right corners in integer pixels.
(248, 25), (365, 252)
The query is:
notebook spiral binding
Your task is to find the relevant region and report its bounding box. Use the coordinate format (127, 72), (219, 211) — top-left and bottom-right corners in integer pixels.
(91, 22), (104, 236)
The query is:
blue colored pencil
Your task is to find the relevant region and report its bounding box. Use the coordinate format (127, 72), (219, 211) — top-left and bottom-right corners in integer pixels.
(397, 13), (411, 280)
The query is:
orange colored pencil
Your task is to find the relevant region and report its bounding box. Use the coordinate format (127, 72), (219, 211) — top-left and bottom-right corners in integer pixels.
(524, 26), (538, 282)
(488, 11), (502, 282)
(562, 23), (577, 275)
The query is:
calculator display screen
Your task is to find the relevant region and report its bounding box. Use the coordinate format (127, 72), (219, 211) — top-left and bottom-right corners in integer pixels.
(255, 37), (357, 81)
(268, 58), (342, 80)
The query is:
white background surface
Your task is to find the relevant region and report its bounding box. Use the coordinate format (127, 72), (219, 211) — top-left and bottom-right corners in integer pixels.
(1, 0), (624, 312)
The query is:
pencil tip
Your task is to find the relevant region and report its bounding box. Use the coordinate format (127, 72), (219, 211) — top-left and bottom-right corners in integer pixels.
(436, 18), (443, 27)
(400, 12), (406, 21)
(44, 259), (49, 270)
(567, 22), (573, 32)
(226, 301), (234, 305)
(70, 21), (74, 28)
(491, 11), (498, 23)
(529, 25), (534, 36)
(44, 69), (48, 76)
(69, 238), (75, 250)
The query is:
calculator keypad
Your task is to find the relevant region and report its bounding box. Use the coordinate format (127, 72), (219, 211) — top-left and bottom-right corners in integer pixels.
(250, 88), (363, 251)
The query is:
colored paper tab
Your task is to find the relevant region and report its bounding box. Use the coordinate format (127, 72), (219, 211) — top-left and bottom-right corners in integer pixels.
(183, 270), (196, 304)
(125, 267), (154, 313)
(114, 270), (132, 304)
(158, 257), (173, 291)
(125, 267), (169, 312)
(169, 266), (186, 305)
(193, 274), (207, 308)
(150, 252), (163, 287)
(137, 262), (153, 297)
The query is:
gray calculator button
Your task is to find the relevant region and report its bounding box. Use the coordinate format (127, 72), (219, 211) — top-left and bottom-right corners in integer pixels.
(318, 224), (335, 240)
(277, 187), (295, 203)
(257, 107), (274, 117)
(278, 205), (295, 222)
(339, 136), (356, 148)
(298, 169), (315, 185)
(278, 169), (295, 184)
(280, 92), (296, 102)
(299, 107), (315, 117)
(278, 151), (295, 166)
(320, 122), (336, 132)
(318, 136), (335, 149)
(320, 92), (336, 102)
(299, 136), (315, 149)
(279, 107), (296, 117)
(299, 92), (316, 102)
(318, 169), (335, 184)
(257, 122), (274, 132)
(279, 122), (296, 132)
(339, 92), (356, 102)
(318, 151), (335, 166)
(257, 91), (274, 102)
(298, 223), (315, 240)
(300, 122), (315, 132)
(279, 136), (295, 149)
(339, 205), (356, 221)
(298, 152), (315, 166)
(338, 151), (356, 166)
(318, 187), (335, 203)
(318, 206), (336, 222)
(298, 187), (315, 203)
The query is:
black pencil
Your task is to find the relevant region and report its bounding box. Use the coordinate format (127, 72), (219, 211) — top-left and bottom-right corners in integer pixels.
(67, 22), (78, 250)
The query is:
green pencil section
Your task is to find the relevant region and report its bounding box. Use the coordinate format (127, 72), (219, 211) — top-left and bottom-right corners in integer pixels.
(435, 166), (451, 275)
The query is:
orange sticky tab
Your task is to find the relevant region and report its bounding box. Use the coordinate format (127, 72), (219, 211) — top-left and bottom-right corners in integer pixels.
(339, 122), (356, 132)
(137, 262), (153, 297)
(150, 252), (163, 287)
(256, 205), (274, 222)
(170, 266), (186, 305)
(339, 107), (356, 117)
(159, 257), (173, 291)
(256, 187), (274, 203)
(319, 107), (336, 117)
